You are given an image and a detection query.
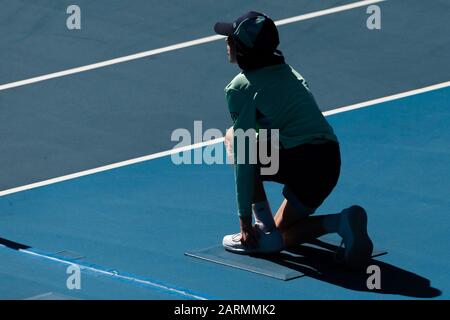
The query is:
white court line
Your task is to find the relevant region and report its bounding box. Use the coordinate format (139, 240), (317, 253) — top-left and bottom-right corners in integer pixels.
(0, 242), (208, 300)
(274, 0), (385, 26)
(24, 292), (79, 300)
(0, 137), (224, 197)
(323, 80), (450, 116)
(0, 0), (385, 92)
(17, 247), (208, 300)
(1, 80), (449, 198)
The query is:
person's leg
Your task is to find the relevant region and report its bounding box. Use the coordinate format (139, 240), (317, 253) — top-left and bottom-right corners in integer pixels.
(274, 200), (374, 269)
(274, 199), (340, 247)
(252, 175), (276, 232)
(253, 173), (267, 203)
(252, 164), (340, 245)
(273, 142), (343, 247)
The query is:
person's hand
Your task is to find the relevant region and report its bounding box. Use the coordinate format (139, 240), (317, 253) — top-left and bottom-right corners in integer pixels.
(239, 216), (260, 248)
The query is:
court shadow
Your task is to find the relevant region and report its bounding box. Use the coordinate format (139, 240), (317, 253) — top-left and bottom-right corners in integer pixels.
(254, 240), (441, 298)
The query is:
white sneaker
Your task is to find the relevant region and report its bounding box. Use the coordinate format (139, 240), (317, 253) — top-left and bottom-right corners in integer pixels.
(222, 233), (255, 254)
(222, 227), (284, 254)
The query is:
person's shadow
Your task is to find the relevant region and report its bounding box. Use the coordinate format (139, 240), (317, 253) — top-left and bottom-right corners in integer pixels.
(254, 238), (441, 298)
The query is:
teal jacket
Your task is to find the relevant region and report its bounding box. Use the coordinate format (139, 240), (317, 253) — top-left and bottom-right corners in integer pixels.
(225, 63), (338, 218)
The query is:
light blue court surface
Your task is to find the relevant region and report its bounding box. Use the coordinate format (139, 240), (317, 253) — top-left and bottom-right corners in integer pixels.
(1, 87), (449, 299)
(1, 0), (449, 300)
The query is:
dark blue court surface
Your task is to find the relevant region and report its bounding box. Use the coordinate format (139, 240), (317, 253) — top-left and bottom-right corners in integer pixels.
(0, 0), (449, 299)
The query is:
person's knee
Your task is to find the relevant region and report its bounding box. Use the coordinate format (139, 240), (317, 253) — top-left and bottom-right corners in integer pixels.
(282, 186), (316, 218)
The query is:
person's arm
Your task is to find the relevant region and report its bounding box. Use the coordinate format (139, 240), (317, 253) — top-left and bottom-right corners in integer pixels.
(226, 88), (259, 244)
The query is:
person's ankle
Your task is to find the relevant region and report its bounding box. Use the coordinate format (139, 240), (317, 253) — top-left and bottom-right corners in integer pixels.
(322, 213), (340, 233)
(252, 200), (275, 232)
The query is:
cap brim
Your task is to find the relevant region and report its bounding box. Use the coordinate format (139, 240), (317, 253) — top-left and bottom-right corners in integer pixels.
(214, 22), (234, 36)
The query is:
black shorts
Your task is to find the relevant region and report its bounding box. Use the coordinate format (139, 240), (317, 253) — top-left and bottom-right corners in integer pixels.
(258, 140), (341, 211)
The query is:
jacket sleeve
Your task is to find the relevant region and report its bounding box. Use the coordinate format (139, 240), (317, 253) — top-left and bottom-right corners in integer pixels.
(225, 88), (256, 218)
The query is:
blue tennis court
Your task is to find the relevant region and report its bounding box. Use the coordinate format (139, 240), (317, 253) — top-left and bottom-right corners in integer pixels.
(0, 0), (449, 300)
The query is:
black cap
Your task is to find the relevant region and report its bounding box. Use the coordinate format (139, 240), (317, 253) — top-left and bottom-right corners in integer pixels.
(214, 11), (279, 53)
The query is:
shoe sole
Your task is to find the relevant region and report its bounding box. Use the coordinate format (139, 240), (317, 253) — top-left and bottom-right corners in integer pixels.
(222, 234), (258, 255)
(223, 247), (258, 254)
(223, 230), (284, 255)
